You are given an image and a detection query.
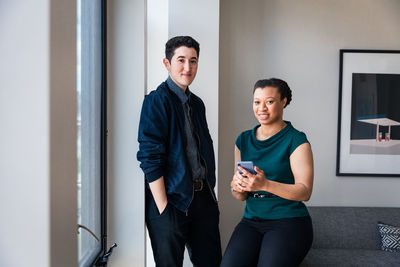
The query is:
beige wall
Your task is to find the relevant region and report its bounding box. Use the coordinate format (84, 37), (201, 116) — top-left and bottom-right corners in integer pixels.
(219, 0), (400, 250)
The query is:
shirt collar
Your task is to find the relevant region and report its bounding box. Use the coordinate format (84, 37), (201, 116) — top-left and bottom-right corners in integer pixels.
(167, 76), (190, 104)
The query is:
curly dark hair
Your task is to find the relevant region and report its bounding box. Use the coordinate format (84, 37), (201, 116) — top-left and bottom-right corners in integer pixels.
(253, 78), (292, 107)
(165, 36), (200, 62)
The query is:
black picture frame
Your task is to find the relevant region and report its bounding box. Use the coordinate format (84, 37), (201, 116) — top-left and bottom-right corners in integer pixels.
(336, 49), (400, 177)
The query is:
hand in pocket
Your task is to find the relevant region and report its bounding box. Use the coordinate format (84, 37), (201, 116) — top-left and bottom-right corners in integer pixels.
(157, 201), (168, 216)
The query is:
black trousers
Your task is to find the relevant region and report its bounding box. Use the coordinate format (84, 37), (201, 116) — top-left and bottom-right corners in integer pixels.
(220, 216), (313, 267)
(145, 187), (222, 267)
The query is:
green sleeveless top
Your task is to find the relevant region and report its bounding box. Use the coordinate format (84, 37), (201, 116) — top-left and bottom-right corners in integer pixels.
(235, 121), (310, 220)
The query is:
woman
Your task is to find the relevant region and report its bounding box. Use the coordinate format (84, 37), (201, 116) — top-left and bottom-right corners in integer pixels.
(220, 78), (314, 267)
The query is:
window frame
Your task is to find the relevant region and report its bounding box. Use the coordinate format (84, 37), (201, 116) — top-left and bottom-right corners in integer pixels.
(77, 0), (108, 265)
(91, 0), (108, 265)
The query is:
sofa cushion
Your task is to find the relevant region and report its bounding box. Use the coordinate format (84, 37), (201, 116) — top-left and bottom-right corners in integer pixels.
(301, 249), (400, 267)
(308, 207), (400, 249)
(378, 222), (400, 252)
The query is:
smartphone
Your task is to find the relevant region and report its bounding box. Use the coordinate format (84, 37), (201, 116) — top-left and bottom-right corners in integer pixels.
(237, 161), (257, 175)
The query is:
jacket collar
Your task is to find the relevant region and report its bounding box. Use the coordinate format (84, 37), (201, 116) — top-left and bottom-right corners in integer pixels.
(166, 76), (191, 104)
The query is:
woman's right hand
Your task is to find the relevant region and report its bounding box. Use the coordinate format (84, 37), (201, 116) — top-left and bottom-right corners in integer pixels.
(231, 171), (248, 201)
(231, 171), (246, 193)
(232, 145), (248, 200)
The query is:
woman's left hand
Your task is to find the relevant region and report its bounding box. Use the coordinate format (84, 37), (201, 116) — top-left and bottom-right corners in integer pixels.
(238, 165), (269, 192)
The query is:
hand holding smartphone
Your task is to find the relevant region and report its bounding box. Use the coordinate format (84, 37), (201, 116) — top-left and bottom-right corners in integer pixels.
(236, 161), (257, 175)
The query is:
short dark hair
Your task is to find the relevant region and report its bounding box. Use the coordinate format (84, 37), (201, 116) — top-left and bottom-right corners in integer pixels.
(165, 36), (200, 62)
(253, 78), (292, 107)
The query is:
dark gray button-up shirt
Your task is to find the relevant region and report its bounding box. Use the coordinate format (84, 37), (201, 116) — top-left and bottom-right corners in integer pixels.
(167, 77), (206, 181)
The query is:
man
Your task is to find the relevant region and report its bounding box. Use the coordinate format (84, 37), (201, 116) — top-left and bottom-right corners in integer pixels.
(137, 36), (222, 267)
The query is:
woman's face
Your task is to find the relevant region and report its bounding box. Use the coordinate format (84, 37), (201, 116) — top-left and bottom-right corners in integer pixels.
(253, 86), (287, 126)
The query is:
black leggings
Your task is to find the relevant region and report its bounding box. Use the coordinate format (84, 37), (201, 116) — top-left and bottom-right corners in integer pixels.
(220, 216), (313, 267)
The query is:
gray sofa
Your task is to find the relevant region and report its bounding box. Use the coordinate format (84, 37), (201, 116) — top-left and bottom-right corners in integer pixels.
(301, 207), (400, 267)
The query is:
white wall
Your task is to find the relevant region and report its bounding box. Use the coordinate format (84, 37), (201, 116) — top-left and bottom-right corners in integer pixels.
(219, 0), (400, 250)
(107, 0), (146, 266)
(0, 1), (50, 266)
(147, 0), (169, 94)
(0, 0), (77, 266)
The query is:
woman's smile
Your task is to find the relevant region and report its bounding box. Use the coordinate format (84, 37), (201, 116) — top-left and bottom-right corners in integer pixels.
(257, 113), (269, 120)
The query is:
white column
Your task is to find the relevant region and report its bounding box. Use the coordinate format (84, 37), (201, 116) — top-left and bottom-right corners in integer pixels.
(147, 0), (169, 94)
(0, 0), (77, 266)
(107, 0), (146, 266)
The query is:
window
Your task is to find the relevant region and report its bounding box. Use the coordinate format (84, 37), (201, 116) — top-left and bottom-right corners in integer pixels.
(77, 0), (107, 266)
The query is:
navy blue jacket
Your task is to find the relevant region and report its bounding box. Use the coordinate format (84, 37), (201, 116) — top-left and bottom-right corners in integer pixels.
(137, 81), (216, 212)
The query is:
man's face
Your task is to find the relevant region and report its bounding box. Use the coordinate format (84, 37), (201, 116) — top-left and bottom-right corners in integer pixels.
(163, 46), (198, 90)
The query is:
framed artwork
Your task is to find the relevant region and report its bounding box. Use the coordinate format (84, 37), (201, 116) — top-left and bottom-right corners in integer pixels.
(336, 50), (400, 176)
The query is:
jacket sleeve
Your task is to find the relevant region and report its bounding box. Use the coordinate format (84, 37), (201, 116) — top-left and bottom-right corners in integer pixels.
(137, 93), (169, 183)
